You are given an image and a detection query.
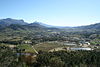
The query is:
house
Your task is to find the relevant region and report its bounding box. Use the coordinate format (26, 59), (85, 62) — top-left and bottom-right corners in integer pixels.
(79, 41), (90, 47)
(23, 40), (32, 44)
(63, 42), (76, 46)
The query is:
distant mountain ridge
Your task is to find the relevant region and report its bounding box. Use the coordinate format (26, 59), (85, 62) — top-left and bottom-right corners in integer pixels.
(0, 18), (100, 32)
(0, 18), (28, 28)
(30, 21), (71, 28)
(76, 23), (100, 29)
(28, 21), (47, 28)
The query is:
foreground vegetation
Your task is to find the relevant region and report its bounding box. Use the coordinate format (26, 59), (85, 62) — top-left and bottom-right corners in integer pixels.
(38, 51), (100, 67)
(0, 45), (100, 67)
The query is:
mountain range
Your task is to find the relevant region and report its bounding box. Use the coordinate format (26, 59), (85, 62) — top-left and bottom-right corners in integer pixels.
(0, 18), (100, 32)
(0, 18), (27, 28)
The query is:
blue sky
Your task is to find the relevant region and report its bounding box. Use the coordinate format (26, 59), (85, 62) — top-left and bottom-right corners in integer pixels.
(0, 0), (100, 26)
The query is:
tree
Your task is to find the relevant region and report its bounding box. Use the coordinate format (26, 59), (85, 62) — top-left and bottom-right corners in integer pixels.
(49, 57), (65, 67)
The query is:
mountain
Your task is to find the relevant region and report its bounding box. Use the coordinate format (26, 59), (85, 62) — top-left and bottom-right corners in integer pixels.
(61, 23), (100, 30)
(0, 18), (100, 33)
(0, 18), (28, 28)
(28, 21), (47, 28)
(29, 21), (70, 28)
(76, 23), (100, 30)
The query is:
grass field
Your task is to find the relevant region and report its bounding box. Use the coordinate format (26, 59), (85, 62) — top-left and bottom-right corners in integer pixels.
(17, 44), (35, 53)
(33, 42), (66, 51)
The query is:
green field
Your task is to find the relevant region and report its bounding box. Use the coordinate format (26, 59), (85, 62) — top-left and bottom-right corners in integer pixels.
(17, 44), (35, 53)
(33, 42), (66, 51)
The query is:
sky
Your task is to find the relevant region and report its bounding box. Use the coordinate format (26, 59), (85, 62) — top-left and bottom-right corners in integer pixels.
(0, 0), (100, 26)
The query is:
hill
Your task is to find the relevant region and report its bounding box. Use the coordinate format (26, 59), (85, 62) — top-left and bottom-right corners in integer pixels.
(76, 23), (100, 30)
(0, 18), (28, 28)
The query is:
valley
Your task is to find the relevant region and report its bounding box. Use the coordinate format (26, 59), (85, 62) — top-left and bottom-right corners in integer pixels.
(0, 18), (100, 67)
